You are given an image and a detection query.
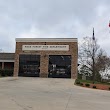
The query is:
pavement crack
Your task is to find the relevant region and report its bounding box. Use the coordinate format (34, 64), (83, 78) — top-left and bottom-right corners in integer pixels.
(11, 98), (32, 110)
(64, 88), (72, 110)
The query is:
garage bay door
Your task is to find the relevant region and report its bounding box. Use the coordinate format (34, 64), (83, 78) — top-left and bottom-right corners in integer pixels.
(19, 55), (40, 77)
(48, 55), (71, 78)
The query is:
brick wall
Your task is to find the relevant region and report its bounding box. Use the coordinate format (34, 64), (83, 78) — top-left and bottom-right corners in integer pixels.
(14, 41), (78, 79)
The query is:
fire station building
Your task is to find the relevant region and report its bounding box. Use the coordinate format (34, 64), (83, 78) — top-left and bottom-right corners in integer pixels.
(0, 38), (78, 79)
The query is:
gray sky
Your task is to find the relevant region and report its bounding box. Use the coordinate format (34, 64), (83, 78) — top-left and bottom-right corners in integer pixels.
(0, 0), (110, 55)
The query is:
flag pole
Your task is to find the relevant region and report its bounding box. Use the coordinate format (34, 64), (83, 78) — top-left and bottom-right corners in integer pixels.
(92, 27), (95, 81)
(92, 27), (95, 40)
(109, 20), (110, 33)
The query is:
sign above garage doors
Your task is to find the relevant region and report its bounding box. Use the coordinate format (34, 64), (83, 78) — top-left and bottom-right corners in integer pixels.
(22, 45), (69, 51)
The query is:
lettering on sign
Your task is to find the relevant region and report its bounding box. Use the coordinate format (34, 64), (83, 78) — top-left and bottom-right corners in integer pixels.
(22, 45), (69, 51)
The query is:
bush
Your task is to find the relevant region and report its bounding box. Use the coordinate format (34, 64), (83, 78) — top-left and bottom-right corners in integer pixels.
(75, 79), (80, 85)
(76, 81), (80, 85)
(80, 83), (83, 86)
(93, 85), (97, 89)
(85, 83), (90, 87)
(0, 69), (13, 77)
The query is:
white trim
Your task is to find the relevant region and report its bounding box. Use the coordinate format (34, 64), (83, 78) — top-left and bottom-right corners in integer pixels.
(0, 60), (14, 62)
(16, 38), (77, 42)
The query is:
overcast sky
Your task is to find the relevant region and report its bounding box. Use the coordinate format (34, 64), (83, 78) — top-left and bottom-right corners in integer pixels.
(0, 0), (110, 55)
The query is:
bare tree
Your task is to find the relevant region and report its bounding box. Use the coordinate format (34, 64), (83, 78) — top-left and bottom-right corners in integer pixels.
(79, 37), (100, 81)
(95, 50), (110, 81)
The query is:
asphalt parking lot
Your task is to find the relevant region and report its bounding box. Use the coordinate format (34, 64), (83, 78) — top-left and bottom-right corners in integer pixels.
(0, 77), (110, 110)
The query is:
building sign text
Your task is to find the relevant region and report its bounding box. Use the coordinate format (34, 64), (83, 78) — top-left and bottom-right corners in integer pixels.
(22, 45), (69, 51)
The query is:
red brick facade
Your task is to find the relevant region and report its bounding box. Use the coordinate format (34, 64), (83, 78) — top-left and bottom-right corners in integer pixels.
(14, 38), (78, 79)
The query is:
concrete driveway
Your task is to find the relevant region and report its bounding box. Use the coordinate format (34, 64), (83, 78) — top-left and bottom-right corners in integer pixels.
(0, 77), (110, 110)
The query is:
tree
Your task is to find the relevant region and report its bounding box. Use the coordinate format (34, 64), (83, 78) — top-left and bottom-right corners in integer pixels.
(95, 51), (110, 81)
(79, 36), (110, 82)
(79, 37), (100, 81)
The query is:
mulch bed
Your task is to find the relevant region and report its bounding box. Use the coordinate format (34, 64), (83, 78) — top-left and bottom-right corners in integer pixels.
(81, 83), (110, 91)
(90, 84), (110, 90)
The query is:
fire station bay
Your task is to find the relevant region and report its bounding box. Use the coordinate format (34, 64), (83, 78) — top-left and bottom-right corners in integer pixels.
(0, 38), (78, 79)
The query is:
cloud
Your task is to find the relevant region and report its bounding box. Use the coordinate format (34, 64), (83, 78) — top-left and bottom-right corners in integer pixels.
(0, 0), (110, 55)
